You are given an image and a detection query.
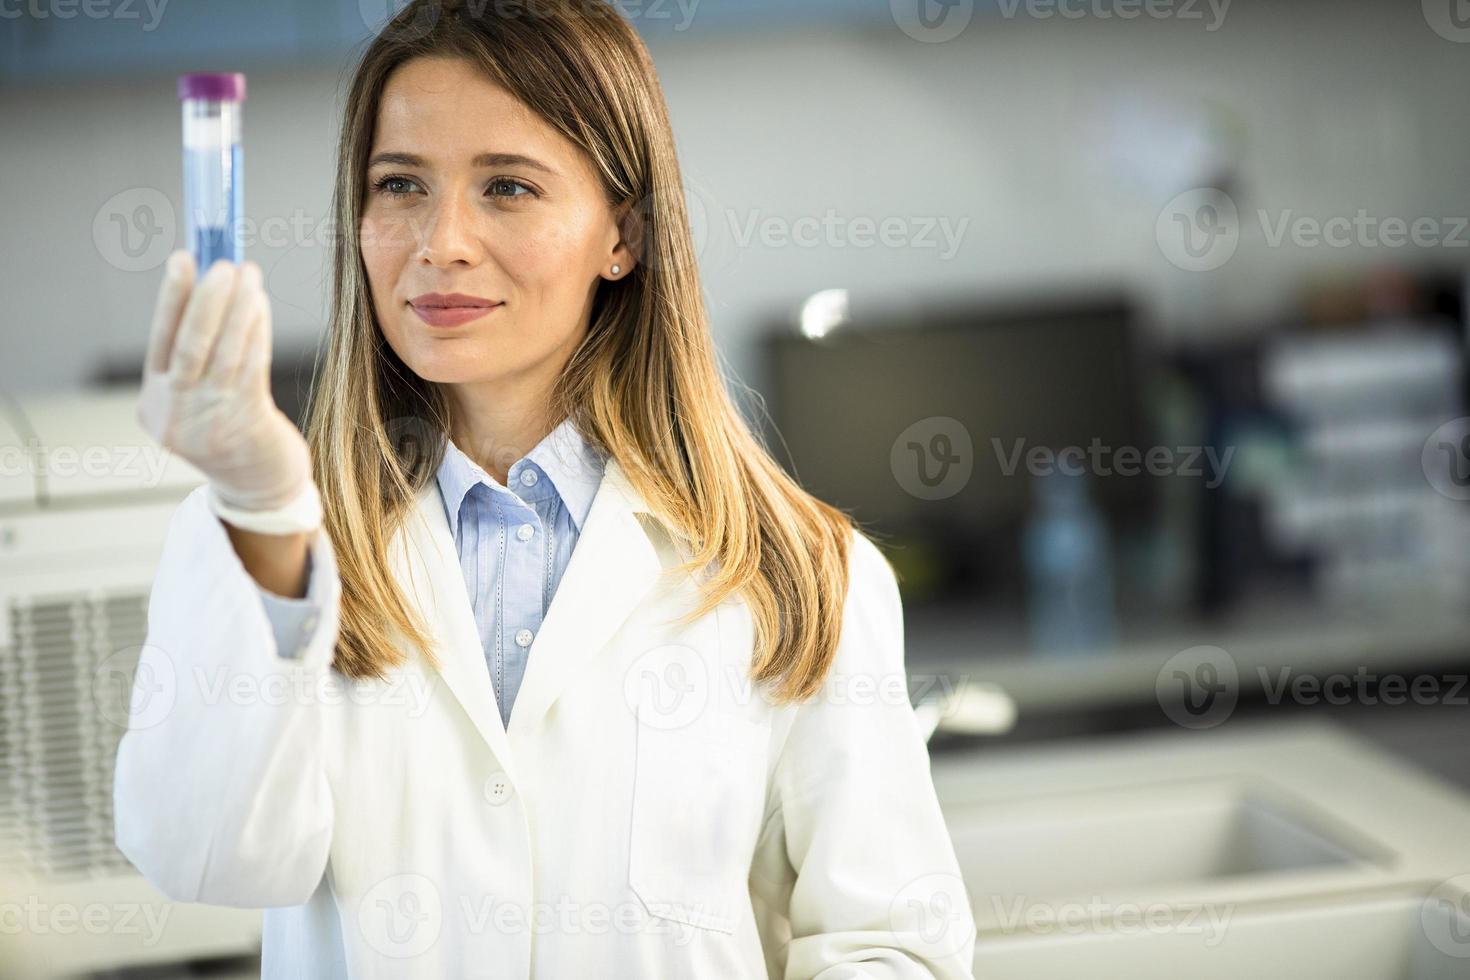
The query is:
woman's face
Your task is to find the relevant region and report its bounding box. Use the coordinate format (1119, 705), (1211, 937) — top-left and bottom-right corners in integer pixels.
(361, 56), (632, 394)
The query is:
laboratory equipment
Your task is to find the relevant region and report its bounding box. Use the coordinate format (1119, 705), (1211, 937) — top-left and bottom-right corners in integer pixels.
(179, 72), (246, 269)
(0, 388), (262, 977)
(1022, 466), (1117, 654)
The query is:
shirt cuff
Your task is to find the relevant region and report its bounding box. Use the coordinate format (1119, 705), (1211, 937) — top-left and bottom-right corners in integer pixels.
(256, 550), (322, 659)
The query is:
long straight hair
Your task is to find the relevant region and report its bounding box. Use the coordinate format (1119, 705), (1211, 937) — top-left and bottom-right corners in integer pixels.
(305, 0), (863, 704)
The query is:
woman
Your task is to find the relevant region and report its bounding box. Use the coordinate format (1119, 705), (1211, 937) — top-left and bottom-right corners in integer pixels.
(114, 1), (974, 976)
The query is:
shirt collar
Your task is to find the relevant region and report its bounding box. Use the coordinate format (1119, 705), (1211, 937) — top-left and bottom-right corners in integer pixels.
(435, 416), (606, 539)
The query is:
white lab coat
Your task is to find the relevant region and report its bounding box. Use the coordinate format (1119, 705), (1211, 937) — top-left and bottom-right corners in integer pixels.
(113, 457), (976, 979)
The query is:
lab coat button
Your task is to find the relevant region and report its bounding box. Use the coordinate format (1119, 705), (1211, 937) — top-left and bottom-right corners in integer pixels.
(484, 773), (512, 806)
(516, 523), (534, 542)
(514, 628), (534, 648)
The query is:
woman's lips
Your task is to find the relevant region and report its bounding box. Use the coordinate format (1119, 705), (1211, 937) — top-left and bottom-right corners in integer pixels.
(408, 293), (504, 328)
(410, 303), (502, 327)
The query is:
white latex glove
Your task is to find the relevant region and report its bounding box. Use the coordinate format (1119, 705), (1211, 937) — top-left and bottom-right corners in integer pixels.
(137, 251), (313, 513)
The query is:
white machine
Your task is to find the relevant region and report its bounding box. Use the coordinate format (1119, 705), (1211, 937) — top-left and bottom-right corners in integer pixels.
(0, 385), (263, 978)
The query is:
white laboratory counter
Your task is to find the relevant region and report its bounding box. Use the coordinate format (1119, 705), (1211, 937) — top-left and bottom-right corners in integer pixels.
(933, 720), (1470, 979)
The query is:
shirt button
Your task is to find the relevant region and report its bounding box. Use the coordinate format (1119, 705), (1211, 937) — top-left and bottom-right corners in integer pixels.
(516, 523), (534, 542)
(302, 614), (319, 633)
(515, 628), (534, 648)
(484, 772), (512, 806)
(519, 469), (539, 487)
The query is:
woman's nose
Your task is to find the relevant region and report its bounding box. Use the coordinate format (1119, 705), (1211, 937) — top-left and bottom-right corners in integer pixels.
(417, 191), (482, 267)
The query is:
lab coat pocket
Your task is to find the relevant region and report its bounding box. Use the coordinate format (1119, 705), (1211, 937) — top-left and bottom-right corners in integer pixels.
(628, 702), (764, 935)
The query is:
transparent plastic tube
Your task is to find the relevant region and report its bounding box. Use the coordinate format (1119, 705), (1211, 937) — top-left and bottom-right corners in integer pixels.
(178, 72), (246, 269)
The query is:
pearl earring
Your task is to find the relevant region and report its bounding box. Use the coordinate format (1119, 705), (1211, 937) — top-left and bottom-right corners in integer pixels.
(611, 264), (621, 276)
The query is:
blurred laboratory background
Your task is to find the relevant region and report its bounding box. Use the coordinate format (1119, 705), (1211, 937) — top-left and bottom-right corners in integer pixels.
(5, 0), (1470, 977)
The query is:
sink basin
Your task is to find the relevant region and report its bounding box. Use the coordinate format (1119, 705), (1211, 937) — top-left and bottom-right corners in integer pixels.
(932, 724), (1470, 975)
(944, 776), (1393, 932)
(972, 887), (1470, 980)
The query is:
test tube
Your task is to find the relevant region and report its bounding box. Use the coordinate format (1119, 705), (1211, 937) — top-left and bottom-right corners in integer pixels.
(178, 72), (246, 269)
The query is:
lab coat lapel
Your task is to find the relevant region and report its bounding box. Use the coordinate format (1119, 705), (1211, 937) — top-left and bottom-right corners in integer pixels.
(507, 456), (664, 738)
(395, 477), (518, 779)
(394, 456), (665, 766)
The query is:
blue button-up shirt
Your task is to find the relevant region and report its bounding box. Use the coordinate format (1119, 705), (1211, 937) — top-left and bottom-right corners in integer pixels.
(257, 417), (606, 728)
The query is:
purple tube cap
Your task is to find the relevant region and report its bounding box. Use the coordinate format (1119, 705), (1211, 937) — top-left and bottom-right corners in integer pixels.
(178, 72), (247, 102)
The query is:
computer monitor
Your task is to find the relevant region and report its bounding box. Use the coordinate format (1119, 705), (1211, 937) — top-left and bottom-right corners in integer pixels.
(764, 293), (1153, 602)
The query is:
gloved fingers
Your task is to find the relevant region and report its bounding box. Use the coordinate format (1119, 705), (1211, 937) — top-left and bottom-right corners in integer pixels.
(170, 259), (240, 384)
(144, 250), (196, 374)
(239, 274), (275, 394)
(206, 262), (265, 388)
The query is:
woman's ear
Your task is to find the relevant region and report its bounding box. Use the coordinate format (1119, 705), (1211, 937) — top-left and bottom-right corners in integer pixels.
(610, 196), (645, 276)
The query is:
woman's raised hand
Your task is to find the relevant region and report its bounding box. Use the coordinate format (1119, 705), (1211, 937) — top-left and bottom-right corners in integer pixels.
(137, 250), (313, 513)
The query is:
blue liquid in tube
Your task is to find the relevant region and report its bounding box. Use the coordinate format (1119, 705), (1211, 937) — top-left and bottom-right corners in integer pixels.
(184, 142), (243, 268)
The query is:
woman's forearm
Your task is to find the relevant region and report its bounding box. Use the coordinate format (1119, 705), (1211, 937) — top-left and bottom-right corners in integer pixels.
(222, 521), (312, 598)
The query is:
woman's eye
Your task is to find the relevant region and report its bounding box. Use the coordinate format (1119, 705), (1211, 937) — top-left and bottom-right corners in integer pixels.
(372, 174), (420, 198)
(488, 177), (536, 199)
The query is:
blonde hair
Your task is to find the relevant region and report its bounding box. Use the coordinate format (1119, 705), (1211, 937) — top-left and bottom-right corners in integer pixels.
(305, 0), (863, 703)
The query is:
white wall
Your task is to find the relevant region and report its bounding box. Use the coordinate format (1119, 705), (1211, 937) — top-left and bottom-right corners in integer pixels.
(3, 0), (1469, 396)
